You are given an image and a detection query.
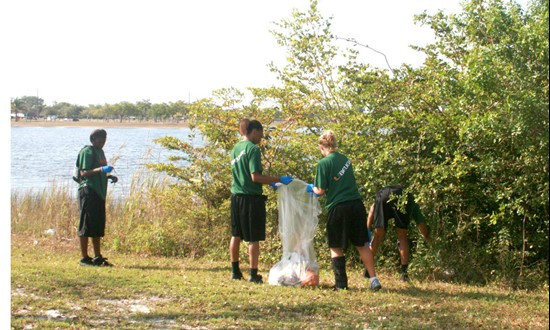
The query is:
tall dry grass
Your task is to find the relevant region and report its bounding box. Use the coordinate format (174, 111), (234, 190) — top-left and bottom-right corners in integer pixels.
(11, 171), (230, 259)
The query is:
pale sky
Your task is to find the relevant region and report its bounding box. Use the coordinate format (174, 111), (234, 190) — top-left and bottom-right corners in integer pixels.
(1, 0), (477, 106)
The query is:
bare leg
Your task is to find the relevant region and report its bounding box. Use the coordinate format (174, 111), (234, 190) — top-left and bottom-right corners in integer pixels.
(230, 236), (241, 262)
(92, 237), (101, 257)
(248, 241), (259, 269)
(418, 222), (430, 242)
(370, 227), (386, 256)
(396, 228), (409, 265)
(79, 237), (89, 258)
(330, 248), (344, 258)
(356, 245), (377, 277)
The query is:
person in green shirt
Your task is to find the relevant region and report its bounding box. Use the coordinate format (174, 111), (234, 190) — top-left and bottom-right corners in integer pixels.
(307, 130), (381, 291)
(230, 119), (293, 283)
(77, 129), (118, 267)
(367, 185), (431, 282)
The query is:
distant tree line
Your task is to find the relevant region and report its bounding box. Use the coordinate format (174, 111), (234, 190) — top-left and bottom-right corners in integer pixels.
(10, 96), (190, 122)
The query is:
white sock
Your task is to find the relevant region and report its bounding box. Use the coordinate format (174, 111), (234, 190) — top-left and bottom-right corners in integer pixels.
(369, 276), (379, 284)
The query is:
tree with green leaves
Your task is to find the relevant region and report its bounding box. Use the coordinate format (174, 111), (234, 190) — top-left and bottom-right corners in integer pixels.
(11, 96), (45, 119)
(147, 0), (547, 287)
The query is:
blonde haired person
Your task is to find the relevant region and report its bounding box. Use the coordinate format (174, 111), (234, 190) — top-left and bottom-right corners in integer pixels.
(306, 130), (381, 291)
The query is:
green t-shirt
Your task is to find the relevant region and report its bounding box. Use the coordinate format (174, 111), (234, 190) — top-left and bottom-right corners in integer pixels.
(314, 151), (362, 210)
(231, 140), (263, 195)
(78, 146), (108, 200)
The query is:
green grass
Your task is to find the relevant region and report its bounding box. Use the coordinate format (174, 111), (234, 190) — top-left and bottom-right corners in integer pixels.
(11, 236), (548, 329)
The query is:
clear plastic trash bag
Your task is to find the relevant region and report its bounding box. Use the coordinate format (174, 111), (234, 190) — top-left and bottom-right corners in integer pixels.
(268, 179), (321, 286)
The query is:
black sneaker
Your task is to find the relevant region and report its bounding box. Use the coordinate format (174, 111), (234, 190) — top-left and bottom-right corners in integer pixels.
(249, 274), (263, 284)
(92, 255), (113, 267)
(400, 273), (409, 282)
(79, 256), (95, 266)
(231, 271), (243, 280)
(332, 285), (348, 291)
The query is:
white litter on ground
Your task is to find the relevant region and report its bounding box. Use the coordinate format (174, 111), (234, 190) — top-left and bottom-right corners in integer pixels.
(44, 309), (62, 318)
(130, 304), (151, 314)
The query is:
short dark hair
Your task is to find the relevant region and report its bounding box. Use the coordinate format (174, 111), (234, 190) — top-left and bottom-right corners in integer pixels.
(246, 120), (263, 134)
(239, 118), (250, 135)
(90, 129), (107, 142)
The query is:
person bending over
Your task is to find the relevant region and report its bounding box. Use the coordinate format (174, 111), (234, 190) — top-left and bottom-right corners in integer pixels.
(367, 185), (430, 281)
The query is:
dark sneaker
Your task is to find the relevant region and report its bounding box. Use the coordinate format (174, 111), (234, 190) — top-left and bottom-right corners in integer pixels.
(79, 256), (95, 266)
(332, 285), (348, 291)
(400, 273), (409, 282)
(249, 274), (263, 284)
(370, 277), (382, 292)
(363, 268), (370, 278)
(231, 271), (243, 280)
(92, 255), (113, 267)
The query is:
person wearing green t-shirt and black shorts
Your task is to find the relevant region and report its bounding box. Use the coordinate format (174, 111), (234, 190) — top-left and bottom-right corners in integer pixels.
(230, 119), (293, 283)
(77, 129), (118, 267)
(367, 185), (430, 281)
(306, 130), (381, 291)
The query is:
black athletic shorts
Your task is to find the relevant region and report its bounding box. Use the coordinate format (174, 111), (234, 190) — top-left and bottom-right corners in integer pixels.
(326, 199), (369, 248)
(78, 186), (106, 237)
(231, 194), (267, 242)
(373, 186), (410, 229)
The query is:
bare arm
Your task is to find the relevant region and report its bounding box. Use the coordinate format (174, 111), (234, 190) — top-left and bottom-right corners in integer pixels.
(251, 172), (280, 185)
(80, 167), (103, 178)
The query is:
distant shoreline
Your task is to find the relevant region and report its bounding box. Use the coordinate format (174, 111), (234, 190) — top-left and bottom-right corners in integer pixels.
(11, 119), (189, 128)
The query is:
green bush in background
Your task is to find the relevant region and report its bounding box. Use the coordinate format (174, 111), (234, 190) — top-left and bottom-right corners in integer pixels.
(148, 0), (548, 288)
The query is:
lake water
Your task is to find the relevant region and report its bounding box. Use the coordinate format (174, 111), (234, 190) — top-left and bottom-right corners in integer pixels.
(11, 126), (203, 198)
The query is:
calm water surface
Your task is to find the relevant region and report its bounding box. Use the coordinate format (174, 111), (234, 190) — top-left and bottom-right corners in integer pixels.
(11, 126), (203, 197)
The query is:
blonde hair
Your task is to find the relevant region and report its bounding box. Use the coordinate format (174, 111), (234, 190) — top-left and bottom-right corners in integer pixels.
(319, 130), (337, 149)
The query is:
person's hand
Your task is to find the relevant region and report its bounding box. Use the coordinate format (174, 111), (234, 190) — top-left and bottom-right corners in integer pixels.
(279, 176), (293, 185)
(101, 165), (114, 173)
(269, 182), (278, 191)
(306, 183), (320, 197)
(108, 175), (118, 184)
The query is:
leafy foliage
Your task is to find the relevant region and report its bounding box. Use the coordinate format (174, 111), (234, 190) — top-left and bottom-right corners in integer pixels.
(146, 0), (548, 287)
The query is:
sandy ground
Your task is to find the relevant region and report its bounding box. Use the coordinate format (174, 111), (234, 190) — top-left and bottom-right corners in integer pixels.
(11, 119), (189, 128)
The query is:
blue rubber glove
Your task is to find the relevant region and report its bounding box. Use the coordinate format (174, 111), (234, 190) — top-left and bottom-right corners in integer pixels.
(269, 182), (278, 191)
(279, 176), (293, 185)
(101, 165), (114, 173)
